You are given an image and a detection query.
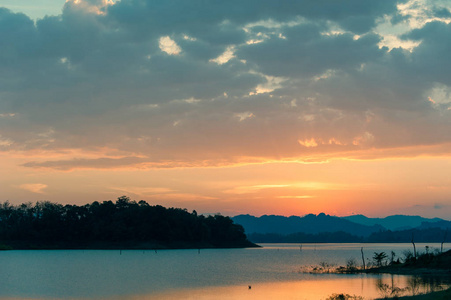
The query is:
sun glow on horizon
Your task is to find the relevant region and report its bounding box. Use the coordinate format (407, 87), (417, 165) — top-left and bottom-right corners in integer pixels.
(0, 0), (450, 220)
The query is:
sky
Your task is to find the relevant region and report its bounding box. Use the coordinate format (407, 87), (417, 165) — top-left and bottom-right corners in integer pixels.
(0, 0), (450, 219)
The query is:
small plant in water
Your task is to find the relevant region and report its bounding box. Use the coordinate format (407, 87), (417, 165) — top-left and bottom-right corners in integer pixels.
(318, 261), (336, 273)
(299, 261), (338, 273)
(373, 252), (388, 267)
(326, 293), (364, 300)
(346, 258), (358, 271)
(402, 250), (414, 263)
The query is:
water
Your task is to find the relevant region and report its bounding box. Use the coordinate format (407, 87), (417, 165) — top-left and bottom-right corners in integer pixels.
(0, 243), (448, 299)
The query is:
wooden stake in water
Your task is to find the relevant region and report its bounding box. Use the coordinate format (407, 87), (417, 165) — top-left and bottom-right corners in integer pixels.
(441, 229), (448, 253)
(361, 247), (365, 270)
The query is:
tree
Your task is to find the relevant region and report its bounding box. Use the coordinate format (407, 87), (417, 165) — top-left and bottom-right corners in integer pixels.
(0, 197), (253, 249)
(373, 252), (388, 267)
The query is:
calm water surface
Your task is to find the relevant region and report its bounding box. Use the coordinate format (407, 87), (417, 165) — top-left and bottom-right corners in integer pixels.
(0, 243), (448, 299)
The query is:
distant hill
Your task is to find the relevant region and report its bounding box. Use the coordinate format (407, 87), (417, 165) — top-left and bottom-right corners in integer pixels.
(233, 213), (450, 243)
(232, 213), (384, 237)
(342, 215), (445, 231)
(418, 220), (451, 230)
(367, 227), (449, 243)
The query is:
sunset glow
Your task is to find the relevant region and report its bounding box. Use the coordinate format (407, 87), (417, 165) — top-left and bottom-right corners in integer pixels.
(0, 0), (450, 219)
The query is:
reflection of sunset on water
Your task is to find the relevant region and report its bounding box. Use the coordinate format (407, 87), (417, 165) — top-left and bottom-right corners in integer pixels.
(142, 275), (448, 300)
(0, 244), (449, 299)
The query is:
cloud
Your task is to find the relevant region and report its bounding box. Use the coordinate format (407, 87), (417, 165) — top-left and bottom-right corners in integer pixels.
(223, 182), (348, 195)
(223, 184), (290, 195)
(0, 0), (450, 171)
(0, 113), (15, 117)
(22, 157), (149, 170)
(238, 24), (384, 77)
(19, 183), (48, 194)
(277, 195), (315, 199)
(0, 135), (13, 147)
(210, 46), (236, 64)
(403, 21), (451, 85)
(401, 202), (450, 219)
(299, 138), (318, 148)
(109, 186), (174, 196)
(159, 36), (182, 55)
(235, 112), (255, 121)
(434, 203), (444, 209)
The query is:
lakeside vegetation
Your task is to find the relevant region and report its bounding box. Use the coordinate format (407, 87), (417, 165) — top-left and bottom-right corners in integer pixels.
(310, 249), (451, 300)
(0, 196), (256, 250)
(303, 247), (451, 274)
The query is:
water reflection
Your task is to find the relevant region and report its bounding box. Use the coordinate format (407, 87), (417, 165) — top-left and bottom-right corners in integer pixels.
(375, 275), (449, 299)
(123, 275), (449, 300)
(409, 275), (449, 296)
(0, 244), (448, 300)
(0, 275), (447, 300)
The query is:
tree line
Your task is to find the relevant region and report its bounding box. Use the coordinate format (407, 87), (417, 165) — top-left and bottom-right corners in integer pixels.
(248, 227), (449, 243)
(0, 196), (255, 249)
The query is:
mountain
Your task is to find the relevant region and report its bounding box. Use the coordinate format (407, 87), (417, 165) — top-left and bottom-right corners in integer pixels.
(367, 227), (449, 243)
(232, 213), (384, 237)
(342, 215), (444, 231)
(418, 220), (451, 230)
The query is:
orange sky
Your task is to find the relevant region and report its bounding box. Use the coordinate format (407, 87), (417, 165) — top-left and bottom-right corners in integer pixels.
(1, 149), (450, 218)
(0, 0), (450, 219)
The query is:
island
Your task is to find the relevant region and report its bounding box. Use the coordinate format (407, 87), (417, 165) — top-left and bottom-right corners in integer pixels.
(0, 196), (257, 250)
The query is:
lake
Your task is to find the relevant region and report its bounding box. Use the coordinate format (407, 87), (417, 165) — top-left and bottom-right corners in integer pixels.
(0, 243), (449, 299)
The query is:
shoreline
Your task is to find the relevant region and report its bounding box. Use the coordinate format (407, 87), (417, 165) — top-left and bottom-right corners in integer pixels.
(306, 249), (451, 299)
(0, 240), (260, 251)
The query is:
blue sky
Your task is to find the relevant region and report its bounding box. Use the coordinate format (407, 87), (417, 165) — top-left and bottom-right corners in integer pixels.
(0, 0), (66, 20)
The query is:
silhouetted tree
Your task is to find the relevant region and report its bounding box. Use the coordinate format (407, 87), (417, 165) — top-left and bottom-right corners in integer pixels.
(0, 197), (253, 249)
